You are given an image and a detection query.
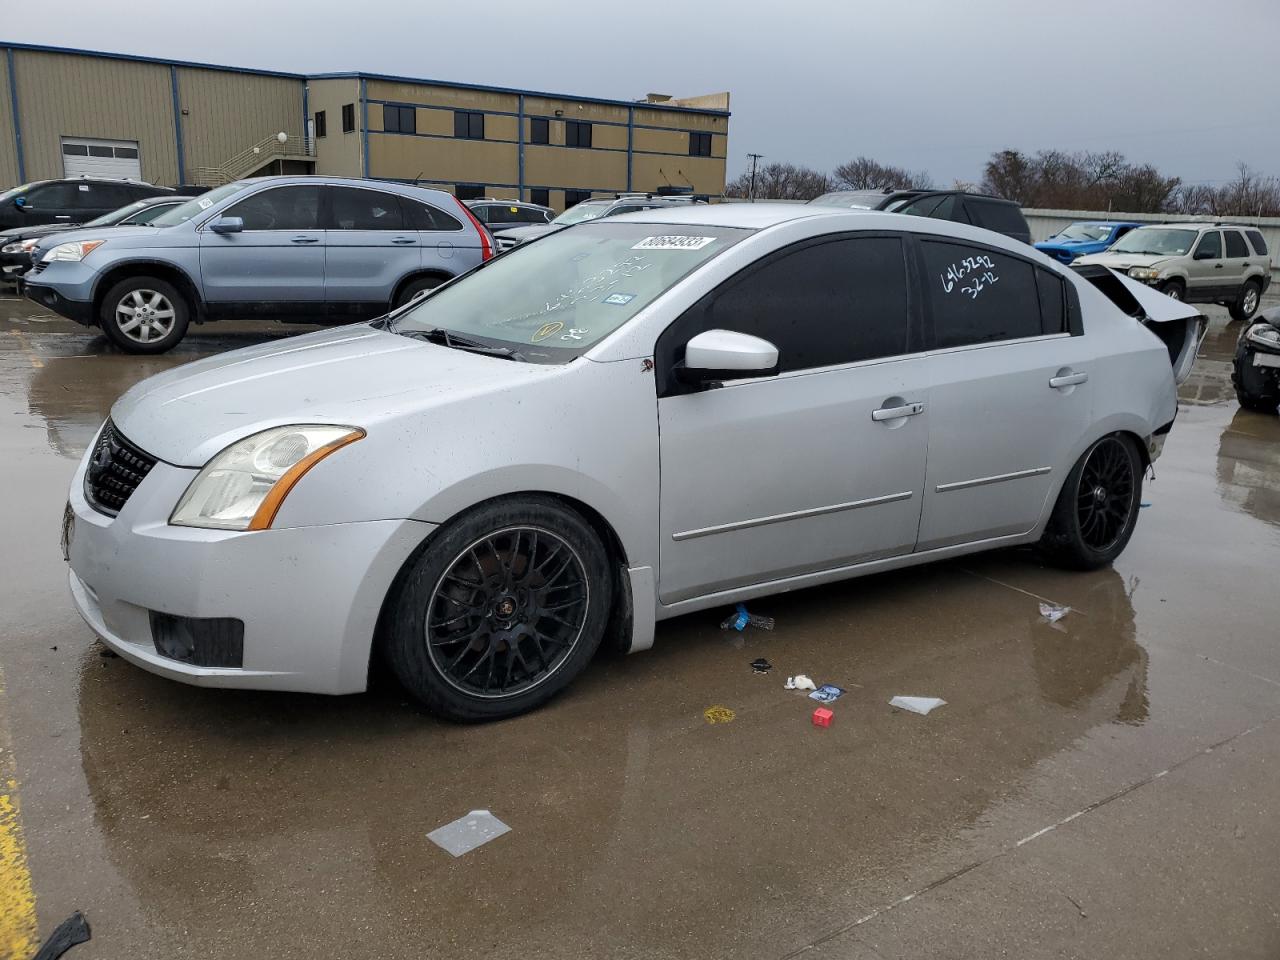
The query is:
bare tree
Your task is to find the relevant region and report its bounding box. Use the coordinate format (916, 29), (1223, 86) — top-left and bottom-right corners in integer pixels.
(725, 162), (831, 200)
(1168, 164), (1280, 217)
(982, 148), (1180, 212)
(831, 156), (932, 191)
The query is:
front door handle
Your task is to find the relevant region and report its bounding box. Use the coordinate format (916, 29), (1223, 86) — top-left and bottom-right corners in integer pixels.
(291, 235), (320, 244)
(391, 237), (416, 245)
(872, 401), (925, 422)
(1050, 372), (1088, 388)
(1214, 263), (1224, 269)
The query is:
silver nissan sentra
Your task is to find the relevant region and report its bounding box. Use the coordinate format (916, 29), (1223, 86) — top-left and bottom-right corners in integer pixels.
(63, 204), (1205, 721)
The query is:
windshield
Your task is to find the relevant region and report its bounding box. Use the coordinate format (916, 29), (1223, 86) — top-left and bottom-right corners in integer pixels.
(1054, 223), (1112, 242)
(552, 202), (611, 225)
(1110, 228), (1197, 256)
(0, 183), (34, 204)
(83, 200), (149, 228)
(393, 221), (753, 362)
(148, 183), (248, 227)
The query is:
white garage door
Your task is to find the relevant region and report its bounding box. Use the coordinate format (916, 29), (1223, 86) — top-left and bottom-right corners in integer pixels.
(61, 138), (142, 180)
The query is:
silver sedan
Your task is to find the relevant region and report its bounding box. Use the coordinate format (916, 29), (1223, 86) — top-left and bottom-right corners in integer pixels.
(63, 204), (1205, 720)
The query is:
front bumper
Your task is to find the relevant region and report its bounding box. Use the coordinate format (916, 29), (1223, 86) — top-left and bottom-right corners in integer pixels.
(0, 250), (32, 282)
(26, 279), (95, 325)
(65, 448), (433, 694)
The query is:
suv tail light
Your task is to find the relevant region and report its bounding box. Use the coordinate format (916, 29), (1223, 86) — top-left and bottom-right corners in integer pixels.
(454, 198), (494, 261)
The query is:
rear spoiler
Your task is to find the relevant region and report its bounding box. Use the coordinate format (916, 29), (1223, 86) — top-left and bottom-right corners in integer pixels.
(1071, 264), (1207, 384)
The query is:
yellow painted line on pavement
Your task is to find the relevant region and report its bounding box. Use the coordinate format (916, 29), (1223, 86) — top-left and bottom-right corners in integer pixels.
(9, 330), (42, 368)
(0, 672), (38, 960)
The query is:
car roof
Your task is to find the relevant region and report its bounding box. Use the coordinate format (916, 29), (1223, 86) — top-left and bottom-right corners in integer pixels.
(233, 175), (456, 203)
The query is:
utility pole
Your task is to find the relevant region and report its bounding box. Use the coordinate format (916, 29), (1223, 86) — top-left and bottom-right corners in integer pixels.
(747, 153), (763, 202)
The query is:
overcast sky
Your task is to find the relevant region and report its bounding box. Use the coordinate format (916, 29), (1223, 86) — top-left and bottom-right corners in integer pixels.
(8, 0), (1278, 187)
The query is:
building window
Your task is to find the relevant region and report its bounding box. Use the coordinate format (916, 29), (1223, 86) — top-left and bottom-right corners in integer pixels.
(530, 117), (549, 145)
(689, 131), (712, 157)
(454, 111), (484, 140)
(383, 105), (417, 134)
(314, 111), (327, 139)
(455, 184), (485, 201)
(564, 189), (593, 208)
(341, 103), (356, 133)
(565, 121), (592, 149)
(530, 188), (550, 207)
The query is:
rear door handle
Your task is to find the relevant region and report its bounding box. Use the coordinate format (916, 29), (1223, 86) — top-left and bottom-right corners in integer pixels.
(1050, 372), (1088, 388)
(391, 237), (416, 245)
(291, 236), (319, 244)
(872, 401), (925, 422)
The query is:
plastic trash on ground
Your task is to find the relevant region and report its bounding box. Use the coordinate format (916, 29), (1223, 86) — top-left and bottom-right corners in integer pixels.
(750, 658), (772, 674)
(427, 810), (511, 857)
(812, 707), (834, 728)
(889, 696), (947, 715)
(1038, 601), (1071, 624)
(785, 674), (817, 691)
(720, 602), (775, 632)
(808, 684), (846, 704)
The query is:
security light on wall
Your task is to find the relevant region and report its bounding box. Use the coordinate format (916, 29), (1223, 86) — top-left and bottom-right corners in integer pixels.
(277, 131), (288, 143)
(554, 109), (564, 117)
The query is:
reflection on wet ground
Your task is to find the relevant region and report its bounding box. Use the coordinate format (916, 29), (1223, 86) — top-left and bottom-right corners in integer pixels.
(2, 298), (1279, 959)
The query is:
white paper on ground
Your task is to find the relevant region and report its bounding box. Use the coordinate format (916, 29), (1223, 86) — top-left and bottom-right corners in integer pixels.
(785, 674), (817, 691)
(1039, 602), (1071, 623)
(427, 810), (511, 857)
(889, 696), (947, 715)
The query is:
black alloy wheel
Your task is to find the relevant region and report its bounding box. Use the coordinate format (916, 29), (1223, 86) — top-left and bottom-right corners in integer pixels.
(1074, 437), (1137, 552)
(426, 526), (589, 698)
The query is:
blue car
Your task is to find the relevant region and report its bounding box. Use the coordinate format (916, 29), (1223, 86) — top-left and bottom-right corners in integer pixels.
(1035, 221), (1143, 265)
(24, 176), (493, 353)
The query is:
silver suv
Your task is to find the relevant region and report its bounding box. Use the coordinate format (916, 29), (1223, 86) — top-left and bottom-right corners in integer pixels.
(494, 192), (705, 250)
(1075, 222), (1271, 321)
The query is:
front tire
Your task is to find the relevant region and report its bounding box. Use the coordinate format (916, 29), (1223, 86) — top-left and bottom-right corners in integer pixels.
(1235, 388), (1279, 414)
(99, 276), (190, 354)
(1229, 280), (1262, 322)
(1040, 435), (1143, 570)
(383, 497), (613, 721)
(1160, 279), (1185, 302)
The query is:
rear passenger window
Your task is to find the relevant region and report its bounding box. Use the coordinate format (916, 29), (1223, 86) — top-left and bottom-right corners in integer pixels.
(226, 186), (321, 230)
(967, 199), (1026, 236)
(703, 236), (909, 373)
(922, 240), (1041, 347)
(517, 206), (548, 223)
(401, 199), (462, 232)
(1224, 230), (1249, 258)
(1246, 230), (1268, 257)
(1035, 268), (1068, 334)
(328, 187), (404, 230)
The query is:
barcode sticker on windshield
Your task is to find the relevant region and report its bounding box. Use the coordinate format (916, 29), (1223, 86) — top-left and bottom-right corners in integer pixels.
(198, 198), (215, 210)
(632, 236), (716, 251)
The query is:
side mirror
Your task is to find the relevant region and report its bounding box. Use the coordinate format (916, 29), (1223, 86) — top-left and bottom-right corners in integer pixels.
(208, 215), (243, 234)
(677, 329), (779, 385)
(13, 196), (26, 209)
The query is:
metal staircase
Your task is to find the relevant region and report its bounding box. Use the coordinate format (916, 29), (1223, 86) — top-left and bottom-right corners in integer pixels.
(190, 134), (315, 187)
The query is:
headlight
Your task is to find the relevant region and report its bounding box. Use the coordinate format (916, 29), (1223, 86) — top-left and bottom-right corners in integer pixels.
(1, 241), (24, 254)
(1128, 267), (1161, 280)
(1246, 323), (1280, 349)
(42, 239), (105, 263)
(170, 425), (364, 531)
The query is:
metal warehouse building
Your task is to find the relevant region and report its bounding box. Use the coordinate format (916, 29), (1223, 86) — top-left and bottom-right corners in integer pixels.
(0, 42), (730, 209)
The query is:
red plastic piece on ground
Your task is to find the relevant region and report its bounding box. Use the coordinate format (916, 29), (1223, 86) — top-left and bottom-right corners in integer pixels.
(812, 707), (834, 728)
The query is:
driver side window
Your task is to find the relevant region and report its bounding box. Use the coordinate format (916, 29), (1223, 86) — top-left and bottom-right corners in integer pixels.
(224, 186), (321, 231)
(1194, 231), (1222, 260)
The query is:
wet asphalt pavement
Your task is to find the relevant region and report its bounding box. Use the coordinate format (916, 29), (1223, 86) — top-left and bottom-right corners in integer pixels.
(2, 295), (1279, 960)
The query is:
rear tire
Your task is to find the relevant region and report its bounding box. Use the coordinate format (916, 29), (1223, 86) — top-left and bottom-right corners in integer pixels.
(1229, 280), (1262, 322)
(383, 496), (612, 722)
(1039, 435), (1143, 571)
(1159, 279), (1185, 302)
(99, 276), (190, 354)
(392, 275), (445, 309)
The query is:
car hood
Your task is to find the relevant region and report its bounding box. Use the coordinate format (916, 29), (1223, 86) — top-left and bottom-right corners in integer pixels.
(1038, 237), (1099, 249)
(36, 224), (173, 249)
(111, 325), (561, 466)
(1073, 251), (1169, 269)
(499, 223), (561, 242)
(1, 223), (80, 242)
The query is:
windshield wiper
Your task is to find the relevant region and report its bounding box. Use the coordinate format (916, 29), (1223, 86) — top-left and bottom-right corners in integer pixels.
(404, 327), (526, 362)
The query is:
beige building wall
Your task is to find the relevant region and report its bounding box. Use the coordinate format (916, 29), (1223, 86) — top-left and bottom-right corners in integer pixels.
(10, 48), (179, 184)
(306, 77), (362, 177)
(369, 135), (520, 187)
(0, 54), (18, 187)
(176, 67), (303, 171)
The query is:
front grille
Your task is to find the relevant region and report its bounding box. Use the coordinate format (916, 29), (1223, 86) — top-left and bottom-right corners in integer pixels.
(149, 611), (245, 668)
(84, 420), (157, 516)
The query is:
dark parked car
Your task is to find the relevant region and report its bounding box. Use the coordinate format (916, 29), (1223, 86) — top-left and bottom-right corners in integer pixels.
(1233, 305), (1280, 413)
(809, 188), (1032, 244)
(1, 195), (185, 285)
(0, 177), (174, 231)
(464, 199), (553, 233)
